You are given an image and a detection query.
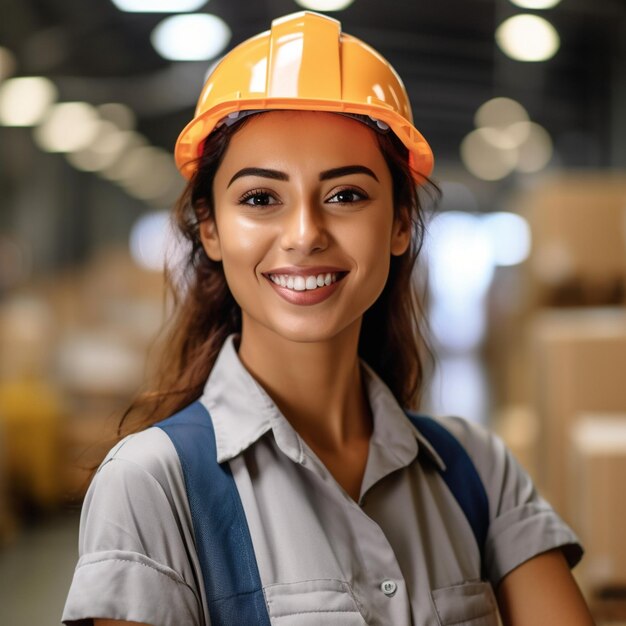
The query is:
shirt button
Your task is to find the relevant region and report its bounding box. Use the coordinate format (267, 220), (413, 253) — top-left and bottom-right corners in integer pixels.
(380, 579), (397, 597)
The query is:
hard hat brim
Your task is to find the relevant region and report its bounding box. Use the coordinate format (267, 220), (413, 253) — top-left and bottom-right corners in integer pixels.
(175, 100), (434, 182)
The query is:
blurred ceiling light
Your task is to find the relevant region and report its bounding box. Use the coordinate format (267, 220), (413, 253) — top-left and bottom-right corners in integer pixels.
(426, 211), (495, 303)
(151, 14), (231, 61)
(97, 102), (136, 131)
(496, 14), (560, 62)
(481, 212), (532, 266)
(460, 128), (518, 180)
(475, 97), (529, 134)
(120, 147), (179, 201)
(99, 131), (148, 180)
(427, 355), (488, 422)
(430, 300), (488, 354)
(294, 0), (355, 10)
(477, 126), (520, 150)
(509, 0), (561, 8)
(514, 121), (553, 172)
(33, 101), (100, 152)
(0, 47), (16, 81)
(130, 210), (173, 271)
(0, 76), (57, 126)
(111, 0), (208, 11)
(65, 121), (128, 172)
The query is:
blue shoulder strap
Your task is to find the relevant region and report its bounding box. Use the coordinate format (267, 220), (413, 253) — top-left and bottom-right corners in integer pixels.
(157, 401), (489, 623)
(157, 401), (270, 626)
(405, 412), (489, 569)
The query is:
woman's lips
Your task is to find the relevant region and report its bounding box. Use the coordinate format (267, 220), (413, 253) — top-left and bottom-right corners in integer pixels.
(262, 270), (348, 306)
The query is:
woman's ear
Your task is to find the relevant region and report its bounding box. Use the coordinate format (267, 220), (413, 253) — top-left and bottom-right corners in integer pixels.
(199, 219), (222, 261)
(390, 206), (411, 256)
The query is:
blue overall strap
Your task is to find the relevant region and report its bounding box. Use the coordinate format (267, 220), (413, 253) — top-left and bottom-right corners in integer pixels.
(405, 412), (489, 569)
(157, 401), (270, 626)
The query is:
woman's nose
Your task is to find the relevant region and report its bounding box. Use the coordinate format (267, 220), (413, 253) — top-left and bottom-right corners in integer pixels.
(280, 199), (329, 254)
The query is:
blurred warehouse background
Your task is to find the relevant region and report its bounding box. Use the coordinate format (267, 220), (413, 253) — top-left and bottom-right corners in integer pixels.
(1, 0), (626, 623)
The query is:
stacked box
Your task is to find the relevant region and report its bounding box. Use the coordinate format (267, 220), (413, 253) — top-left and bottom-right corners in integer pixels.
(529, 308), (626, 521)
(570, 416), (626, 590)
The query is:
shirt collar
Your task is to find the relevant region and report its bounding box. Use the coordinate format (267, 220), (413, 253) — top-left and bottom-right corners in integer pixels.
(199, 334), (445, 472)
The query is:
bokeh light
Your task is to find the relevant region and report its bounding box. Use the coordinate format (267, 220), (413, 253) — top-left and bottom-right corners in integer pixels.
(481, 212), (532, 267)
(110, 0), (208, 11)
(460, 128), (518, 180)
(33, 102), (100, 152)
(97, 103), (136, 131)
(118, 146), (179, 202)
(65, 121), (128, 172)
(0, 77), (58, 126)
(475, 97), (529, 130)
(496, 14), (560, 62)
(295, 0), (355, 10)
(509, 0), (561, 8)
(430, 299), (488, 353)
(514, 122), (553, 172)
(426, 211), (495, 303)
(151, 14), (231, 61)
(99, 131), (149, 180)
(129, 210), (187, 272)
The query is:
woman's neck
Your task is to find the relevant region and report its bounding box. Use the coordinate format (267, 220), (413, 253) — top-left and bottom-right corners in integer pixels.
(236, 320), (372, 453)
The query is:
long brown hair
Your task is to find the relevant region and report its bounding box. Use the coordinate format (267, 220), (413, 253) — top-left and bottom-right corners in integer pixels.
(118, 115), (437, 437)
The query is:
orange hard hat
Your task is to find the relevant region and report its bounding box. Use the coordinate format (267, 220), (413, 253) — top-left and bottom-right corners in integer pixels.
(174, 11), (434, 181)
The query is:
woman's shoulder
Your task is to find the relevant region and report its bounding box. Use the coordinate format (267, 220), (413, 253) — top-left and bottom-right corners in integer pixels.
(431, 414), (494, 442)
(96, 426), (184, 491)
(421, 415), (533, 511)
(428, 415), (509, 472)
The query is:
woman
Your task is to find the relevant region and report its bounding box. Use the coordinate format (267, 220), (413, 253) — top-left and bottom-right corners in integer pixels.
(63, 11), (595, 626)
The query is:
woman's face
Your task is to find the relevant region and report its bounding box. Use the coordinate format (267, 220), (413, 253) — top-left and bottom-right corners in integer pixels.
(201, 110), (410, 345)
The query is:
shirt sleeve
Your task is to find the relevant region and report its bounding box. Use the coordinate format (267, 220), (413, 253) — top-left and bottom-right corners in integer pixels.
(62, 431), (205, 626)
(440, 416), (583, 586)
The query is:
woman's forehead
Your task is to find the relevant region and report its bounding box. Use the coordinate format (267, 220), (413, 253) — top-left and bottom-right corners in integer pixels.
(219, 110), (387, 173)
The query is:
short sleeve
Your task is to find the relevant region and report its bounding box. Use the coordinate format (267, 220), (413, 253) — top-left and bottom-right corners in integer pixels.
(440, 416), (583, 586)
(62, 429), (205, 626)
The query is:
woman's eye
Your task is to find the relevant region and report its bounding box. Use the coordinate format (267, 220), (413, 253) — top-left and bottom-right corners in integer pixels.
(327, 188), (367, 204)
(239, 190), (279, 207)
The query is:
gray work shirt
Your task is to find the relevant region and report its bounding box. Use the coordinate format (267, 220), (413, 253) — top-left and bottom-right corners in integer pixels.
(63, 334), (581, 626)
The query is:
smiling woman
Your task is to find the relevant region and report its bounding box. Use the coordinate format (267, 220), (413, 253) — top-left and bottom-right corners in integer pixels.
(62, 10), (593, 626)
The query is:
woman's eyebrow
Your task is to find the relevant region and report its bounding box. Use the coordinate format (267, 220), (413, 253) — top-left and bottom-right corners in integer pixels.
(227, 167), (289, 188)
(227, 164), (379, 188)
(319, 165), (379, 182)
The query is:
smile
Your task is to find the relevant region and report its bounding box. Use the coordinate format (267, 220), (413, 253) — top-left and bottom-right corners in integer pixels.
(267, 272), (341, 292)
(262, 267), (348, 306)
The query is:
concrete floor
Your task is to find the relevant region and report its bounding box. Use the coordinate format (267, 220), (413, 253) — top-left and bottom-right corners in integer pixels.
(0, 510), (80, 626)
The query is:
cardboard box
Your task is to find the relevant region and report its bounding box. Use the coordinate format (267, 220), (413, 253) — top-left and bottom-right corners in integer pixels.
(529, 308), (626, 520)
(570, 415), (626, 590)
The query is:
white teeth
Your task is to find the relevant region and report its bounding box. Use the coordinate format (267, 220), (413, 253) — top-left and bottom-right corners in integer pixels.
(268, 272), (342, 292)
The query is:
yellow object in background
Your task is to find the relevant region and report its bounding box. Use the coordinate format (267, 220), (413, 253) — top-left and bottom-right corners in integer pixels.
(0, 375), (65, 510)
